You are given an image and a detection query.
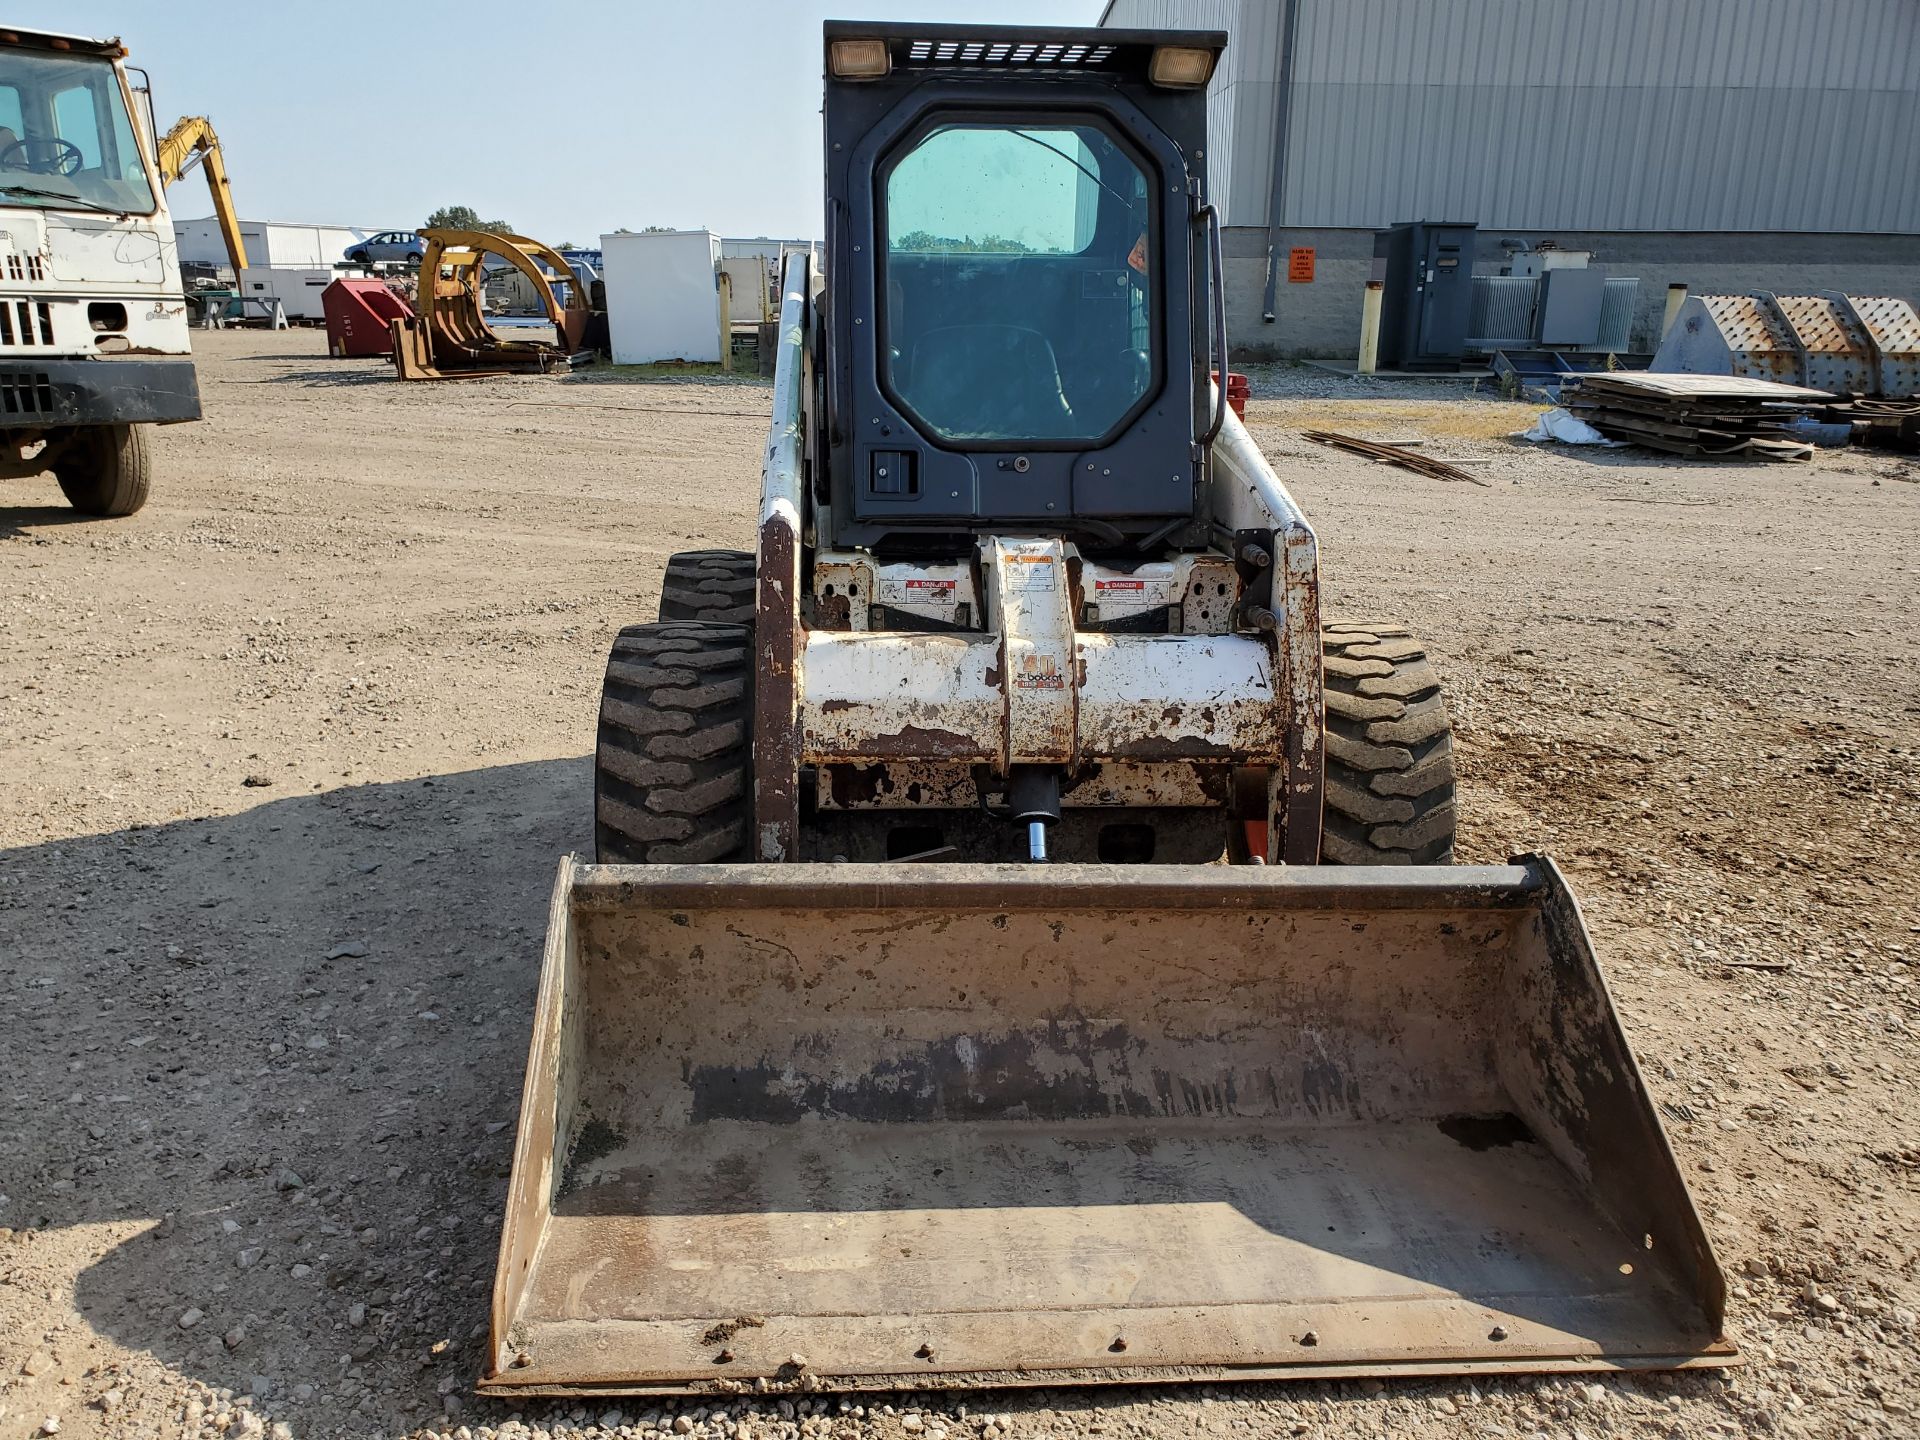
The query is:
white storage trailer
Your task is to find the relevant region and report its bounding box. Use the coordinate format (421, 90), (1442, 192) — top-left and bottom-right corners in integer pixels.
(174, 216), (375, 272)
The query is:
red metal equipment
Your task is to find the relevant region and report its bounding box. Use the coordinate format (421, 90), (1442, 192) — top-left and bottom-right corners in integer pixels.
(1212, 368), (1251, 418)
(324, 279), (413, 358)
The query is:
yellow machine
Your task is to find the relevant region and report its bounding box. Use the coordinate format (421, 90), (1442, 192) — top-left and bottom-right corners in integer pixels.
(392, 228), (590, 380)
(155, 115), (244, 276)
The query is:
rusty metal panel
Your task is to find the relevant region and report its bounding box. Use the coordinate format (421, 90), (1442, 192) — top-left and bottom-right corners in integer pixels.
(1773, 294), (1875, 395)
(800, 627), (1283, 770)
(1077, 632), (1281, 762)
(815, 760), (1227, 811)
(485, 857), (1734, 1393)
(1845, 293), (1920, 397)
(800, 630), (1003, 765)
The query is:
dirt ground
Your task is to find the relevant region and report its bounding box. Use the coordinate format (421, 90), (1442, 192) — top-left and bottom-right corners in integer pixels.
(3, 329), (1916, 1440)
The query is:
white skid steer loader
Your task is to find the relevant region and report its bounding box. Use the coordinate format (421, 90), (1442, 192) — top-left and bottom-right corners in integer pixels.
(482, 21), (1735, 1397)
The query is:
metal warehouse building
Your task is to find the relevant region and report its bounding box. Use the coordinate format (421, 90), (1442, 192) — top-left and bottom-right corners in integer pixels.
(1100, 0), (1920, 360)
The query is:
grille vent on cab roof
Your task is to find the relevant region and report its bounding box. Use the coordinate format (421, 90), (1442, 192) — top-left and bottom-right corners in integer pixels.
(900, 37), (1119, 69)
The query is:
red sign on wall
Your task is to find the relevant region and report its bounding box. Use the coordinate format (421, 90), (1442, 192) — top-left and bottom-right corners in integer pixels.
(1287, 247), (1316, 283)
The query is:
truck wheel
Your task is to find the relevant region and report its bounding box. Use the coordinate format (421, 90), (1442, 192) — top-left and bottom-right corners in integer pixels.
(595, 621), (754, 864)
(658, 549), (756, 624)
(1320, 620), (1456, 864)
(54, 423), (151, 517)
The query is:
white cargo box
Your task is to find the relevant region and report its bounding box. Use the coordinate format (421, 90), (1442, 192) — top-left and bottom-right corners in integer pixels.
(600, 229), (723, 364)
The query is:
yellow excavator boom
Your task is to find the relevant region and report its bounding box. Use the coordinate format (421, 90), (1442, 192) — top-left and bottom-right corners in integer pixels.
(156, 116), (245, 276)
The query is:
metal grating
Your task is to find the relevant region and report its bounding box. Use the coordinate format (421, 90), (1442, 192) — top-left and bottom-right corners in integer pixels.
(0, 369), (54, 415)
(1597, 278), (1638, 353)
(3, 252), (45, 281)
(901, 38), (1119, 68)
(1467, 275), (1538, 349)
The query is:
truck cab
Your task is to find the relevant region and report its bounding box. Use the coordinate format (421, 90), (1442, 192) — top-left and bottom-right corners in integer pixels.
(0, 26), (200, 516)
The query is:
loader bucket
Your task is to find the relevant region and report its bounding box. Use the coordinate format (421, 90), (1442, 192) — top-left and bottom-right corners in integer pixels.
(485, 857), (1734, 1394)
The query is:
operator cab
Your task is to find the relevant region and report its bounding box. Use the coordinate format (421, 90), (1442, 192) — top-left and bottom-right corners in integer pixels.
(0, 32), (157, 216)
(819, 23), (1226, 554)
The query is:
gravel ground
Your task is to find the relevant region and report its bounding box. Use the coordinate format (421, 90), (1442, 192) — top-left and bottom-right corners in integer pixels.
(3, 329), (1917, 1440)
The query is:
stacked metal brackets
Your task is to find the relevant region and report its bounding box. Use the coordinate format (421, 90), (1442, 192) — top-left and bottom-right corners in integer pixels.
(1654, 292), (1920, 397)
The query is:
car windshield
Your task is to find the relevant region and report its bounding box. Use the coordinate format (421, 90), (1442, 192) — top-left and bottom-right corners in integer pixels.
(882, 121), (1154, 446)
(0, 48), (155, 213)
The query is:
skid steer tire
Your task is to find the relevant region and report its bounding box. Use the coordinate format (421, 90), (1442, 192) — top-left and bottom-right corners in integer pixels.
(1320, 619), (1456, 865)
(594, 621), (754, 865)
(658, 549), (756, 625)
(54, 423), (151, 517)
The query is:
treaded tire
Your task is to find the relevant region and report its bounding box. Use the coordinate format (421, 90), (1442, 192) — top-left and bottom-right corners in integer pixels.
(658, 549), (756, 625)
(595, 621), (754, 864)
(54, 423), (151, 517)
(1320, 619), (1456, 864)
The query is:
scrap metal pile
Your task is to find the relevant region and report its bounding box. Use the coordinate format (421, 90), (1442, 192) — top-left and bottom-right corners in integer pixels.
(1818, 395), (1920, 452)
(1301, 429), (1490, 484)
(1558, 372), (1832, 461)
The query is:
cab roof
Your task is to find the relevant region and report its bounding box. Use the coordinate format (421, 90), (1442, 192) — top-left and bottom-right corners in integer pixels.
(0, 27), (126, 60)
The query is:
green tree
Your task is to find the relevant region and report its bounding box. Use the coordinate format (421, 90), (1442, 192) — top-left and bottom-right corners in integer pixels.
(894, 229), (1034, 254)
(424, 204), (514, 235)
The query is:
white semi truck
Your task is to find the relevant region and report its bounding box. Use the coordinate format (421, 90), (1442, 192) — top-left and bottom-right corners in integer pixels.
(0, 26), (201, 516)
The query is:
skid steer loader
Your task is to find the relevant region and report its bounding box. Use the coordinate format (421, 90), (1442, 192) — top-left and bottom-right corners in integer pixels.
(484, 22), (1734, 1395)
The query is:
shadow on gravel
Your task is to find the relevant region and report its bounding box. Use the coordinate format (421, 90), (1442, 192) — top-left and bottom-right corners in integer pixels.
(250, 367), (397, 388)
(0, 499), (97, 537)
(4, 757), (587, 1433)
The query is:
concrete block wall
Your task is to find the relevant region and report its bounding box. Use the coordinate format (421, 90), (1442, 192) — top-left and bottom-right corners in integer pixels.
(1224, 227), (1920, 363)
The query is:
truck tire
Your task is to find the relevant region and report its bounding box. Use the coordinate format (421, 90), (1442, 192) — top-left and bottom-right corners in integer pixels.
(54, 423), (151, 517)
(658, 549), (756, 624)
(1320, 620), (1456, 865)
(595, 621), (754, 864)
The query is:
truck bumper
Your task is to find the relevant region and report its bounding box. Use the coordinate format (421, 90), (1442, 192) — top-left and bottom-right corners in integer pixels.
(0, 357), (202, 428)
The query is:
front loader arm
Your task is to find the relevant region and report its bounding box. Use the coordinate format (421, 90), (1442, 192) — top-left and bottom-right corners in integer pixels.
(1205, 402), (1326, 863)
(752, 250), (813, 861)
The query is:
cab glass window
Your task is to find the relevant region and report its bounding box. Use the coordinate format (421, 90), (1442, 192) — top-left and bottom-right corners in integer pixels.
(0, 50), (155, 213)
(882, 121), (1154, 445)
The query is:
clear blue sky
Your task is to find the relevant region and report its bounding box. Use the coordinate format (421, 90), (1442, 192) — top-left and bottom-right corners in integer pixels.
(47, 1), (1105, 244)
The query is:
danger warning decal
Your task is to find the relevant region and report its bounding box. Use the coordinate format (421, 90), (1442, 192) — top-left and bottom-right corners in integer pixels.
(1094, 576), (1173, 605)
(878, 578), (957, 603)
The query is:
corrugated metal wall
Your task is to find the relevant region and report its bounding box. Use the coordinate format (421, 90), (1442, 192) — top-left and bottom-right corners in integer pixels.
(1104, 0), (1244, 216)
(1102, 0), (1920, 234)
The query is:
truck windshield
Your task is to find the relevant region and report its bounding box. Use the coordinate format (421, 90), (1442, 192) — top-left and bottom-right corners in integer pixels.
(0, 49), (155, 213)
(882, 121), (1154, 445)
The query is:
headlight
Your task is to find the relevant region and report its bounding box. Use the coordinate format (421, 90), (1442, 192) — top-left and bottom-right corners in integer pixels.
(1149, 45), (1216, 89)
(828, 38), (890, 80)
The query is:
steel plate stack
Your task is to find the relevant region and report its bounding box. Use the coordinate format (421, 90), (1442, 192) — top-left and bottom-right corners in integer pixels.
(1559, 372), (1832, 460)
